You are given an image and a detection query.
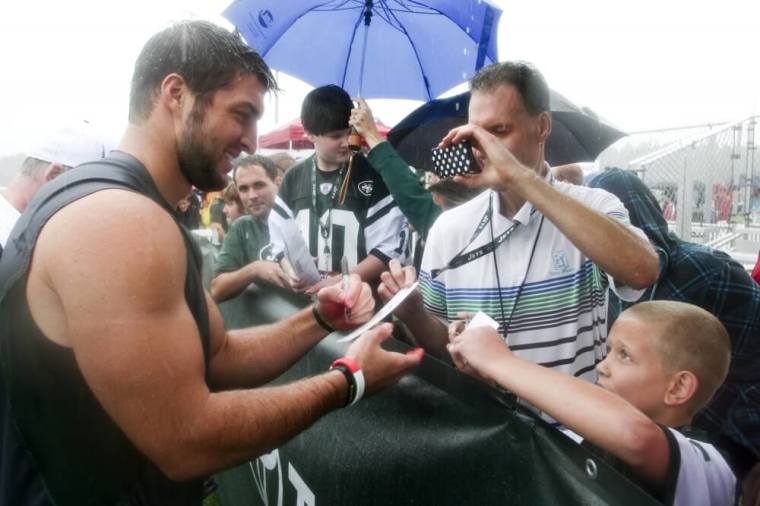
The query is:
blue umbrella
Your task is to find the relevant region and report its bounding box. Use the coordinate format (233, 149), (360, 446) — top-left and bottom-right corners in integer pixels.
(223, 0), (502, 101)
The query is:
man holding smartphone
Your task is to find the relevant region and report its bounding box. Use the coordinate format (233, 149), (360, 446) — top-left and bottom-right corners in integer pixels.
(380, 61), (659, 389)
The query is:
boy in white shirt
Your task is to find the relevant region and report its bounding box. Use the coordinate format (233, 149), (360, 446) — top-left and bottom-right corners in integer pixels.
(448, 301), (736, 505)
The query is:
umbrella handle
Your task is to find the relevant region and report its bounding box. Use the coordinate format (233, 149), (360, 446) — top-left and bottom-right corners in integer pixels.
(348, 127), (363, 154)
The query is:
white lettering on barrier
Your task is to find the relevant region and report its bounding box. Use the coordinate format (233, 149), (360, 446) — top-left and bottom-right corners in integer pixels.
(250, 450), (316, 506)
(288, 463), (316, 506)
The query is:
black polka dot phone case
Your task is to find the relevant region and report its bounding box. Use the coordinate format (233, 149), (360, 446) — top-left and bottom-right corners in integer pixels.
(431, 140), (480, 178)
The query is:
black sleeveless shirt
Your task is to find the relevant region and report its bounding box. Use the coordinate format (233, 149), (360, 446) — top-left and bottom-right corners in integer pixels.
(0, 152), (210, 505)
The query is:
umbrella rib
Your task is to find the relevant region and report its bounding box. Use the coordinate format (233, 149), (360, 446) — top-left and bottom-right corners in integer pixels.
(374, 2), (399, 30)
(383, 2), (432, 100)
(402, 0), (490, 48)
(374, 1), (407, 34)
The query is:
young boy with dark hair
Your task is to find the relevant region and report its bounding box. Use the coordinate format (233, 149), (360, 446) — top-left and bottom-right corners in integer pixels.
(448, 301), (736, 505)
(269, 85), (408, 291)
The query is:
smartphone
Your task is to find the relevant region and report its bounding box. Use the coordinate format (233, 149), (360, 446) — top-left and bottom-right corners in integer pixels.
(431, 140), (479, 179)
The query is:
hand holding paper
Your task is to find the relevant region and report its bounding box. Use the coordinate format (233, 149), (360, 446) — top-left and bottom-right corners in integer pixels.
(337, 282), (419, 343)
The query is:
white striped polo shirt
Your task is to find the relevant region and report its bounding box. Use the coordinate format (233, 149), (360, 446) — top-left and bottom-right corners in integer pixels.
(420, 174), (647, 382)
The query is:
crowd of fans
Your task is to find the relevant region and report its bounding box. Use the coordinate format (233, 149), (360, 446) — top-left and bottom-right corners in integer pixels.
(0, 19), (758, 506)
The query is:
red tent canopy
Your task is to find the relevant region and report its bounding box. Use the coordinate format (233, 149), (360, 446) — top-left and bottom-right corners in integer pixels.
(259, 118), (391, 150)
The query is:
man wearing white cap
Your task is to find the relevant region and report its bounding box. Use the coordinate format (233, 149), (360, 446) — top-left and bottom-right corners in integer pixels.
(0, 120), (105, 251)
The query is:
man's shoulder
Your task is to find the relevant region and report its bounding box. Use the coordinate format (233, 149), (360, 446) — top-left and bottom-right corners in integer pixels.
(33, 189), (187, 293)
(229, 215), (267, 237)
(49, 189), (174, 236)
(229, 214), (255, 230)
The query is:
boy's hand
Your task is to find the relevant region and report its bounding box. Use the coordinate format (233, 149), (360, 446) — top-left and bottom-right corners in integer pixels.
(378, 259), (423, 321)
(447, 326), (510, 381)
(349, 97), (384, 147)
(447, 311), (476, 341)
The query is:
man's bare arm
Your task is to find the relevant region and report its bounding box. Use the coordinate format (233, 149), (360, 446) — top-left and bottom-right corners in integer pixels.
(442, 124), (659, 289)
(208, 273), (376, 389)
(35, 190), (420, 481)
(518, 174), (658, 289)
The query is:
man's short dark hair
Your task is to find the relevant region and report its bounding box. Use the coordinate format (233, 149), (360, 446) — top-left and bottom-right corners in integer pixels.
(234, 154), (279, 183)
(470, 61), (550, 115)
(128, 20), (277, 123)
(301, 85), (353, 136)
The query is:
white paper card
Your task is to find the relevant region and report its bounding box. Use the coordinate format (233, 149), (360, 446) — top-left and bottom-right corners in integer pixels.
(336, 281), (419, 343)
(280, 219), (321, 286)
(464, 311), (499, 332)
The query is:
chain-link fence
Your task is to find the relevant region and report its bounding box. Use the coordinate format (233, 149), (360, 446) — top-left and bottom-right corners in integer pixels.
(598, 117), (760, 268)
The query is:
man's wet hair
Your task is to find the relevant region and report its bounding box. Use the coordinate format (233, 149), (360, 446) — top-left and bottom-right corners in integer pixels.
(301, 85), (353, 136)
(233, 154), (278, 183)
(129, 20), (277, 123)
(470, 61), (550, 116)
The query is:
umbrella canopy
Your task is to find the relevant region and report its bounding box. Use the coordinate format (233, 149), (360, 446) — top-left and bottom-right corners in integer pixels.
(259, 117), (391, 150)
(388, 90), (626, 170)
(223, 0), (502, 101)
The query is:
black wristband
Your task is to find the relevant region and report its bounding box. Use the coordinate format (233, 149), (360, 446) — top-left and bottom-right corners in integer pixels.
(312, 305), (335, 333)
(330, 364), (356, 406)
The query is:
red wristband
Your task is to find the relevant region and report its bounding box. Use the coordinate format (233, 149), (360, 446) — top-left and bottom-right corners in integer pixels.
(330, 358), (365, 406)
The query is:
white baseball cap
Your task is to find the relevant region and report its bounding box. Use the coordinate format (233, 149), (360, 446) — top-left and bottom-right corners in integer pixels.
(26, 120), (106, 168)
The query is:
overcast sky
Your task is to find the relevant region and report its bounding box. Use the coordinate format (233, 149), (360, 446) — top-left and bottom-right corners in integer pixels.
(0, 0), (758, 156)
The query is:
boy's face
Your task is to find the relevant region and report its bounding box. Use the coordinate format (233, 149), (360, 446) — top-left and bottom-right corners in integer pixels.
(595, 316), (672, 419)
(309, 128), (351, 167)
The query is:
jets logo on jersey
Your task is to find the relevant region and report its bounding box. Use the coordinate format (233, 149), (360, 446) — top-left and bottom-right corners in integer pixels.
(259, 242), (276, 262)
(357, 180), (373, 197)
(319, 182), (334, 195)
